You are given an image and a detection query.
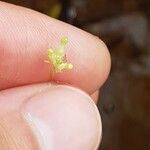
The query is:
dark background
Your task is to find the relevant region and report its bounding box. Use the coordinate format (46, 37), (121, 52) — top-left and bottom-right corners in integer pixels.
(2, 0), (150, 149)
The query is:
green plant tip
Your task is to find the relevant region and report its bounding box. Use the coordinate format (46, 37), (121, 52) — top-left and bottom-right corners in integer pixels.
(45, 37), (73, 73)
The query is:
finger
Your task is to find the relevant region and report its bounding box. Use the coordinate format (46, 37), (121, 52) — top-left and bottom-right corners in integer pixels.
(0, 83), (51, 112)
(0, 84), (101, 150)
(91, 90), (99, 103)
(0, 2), (111, 94)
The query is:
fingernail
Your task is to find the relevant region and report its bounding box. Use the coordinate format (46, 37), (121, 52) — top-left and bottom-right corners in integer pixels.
(22, 85), (102, 150)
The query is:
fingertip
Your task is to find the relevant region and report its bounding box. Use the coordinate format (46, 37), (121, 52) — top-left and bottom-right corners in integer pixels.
(0, 83), (102, 149)
(0, 2), (111, 94)
(23, 85), (102, 150)
(53, 35), (111, 94)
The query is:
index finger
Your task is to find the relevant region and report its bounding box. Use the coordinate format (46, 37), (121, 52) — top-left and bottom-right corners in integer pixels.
(0, 2), (111, 94)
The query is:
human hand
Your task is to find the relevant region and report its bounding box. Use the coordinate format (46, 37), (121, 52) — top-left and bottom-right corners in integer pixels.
(0, 1), (111, 150)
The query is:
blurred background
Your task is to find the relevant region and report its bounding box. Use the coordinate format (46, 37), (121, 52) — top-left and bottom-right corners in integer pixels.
(2, 0), (150, 149)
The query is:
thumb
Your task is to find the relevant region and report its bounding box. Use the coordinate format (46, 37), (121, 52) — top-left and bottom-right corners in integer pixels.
(0, 85), (101, 150)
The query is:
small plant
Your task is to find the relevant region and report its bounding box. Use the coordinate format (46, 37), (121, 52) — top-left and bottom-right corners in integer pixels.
(45, 37), (73, 73)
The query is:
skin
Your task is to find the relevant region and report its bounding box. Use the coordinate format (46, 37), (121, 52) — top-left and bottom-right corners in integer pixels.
(0, 1), (111, 150)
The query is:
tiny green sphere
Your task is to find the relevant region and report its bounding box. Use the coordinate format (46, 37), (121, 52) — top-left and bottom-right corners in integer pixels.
(68, 64), (73, 69)
(61, 37), (68, 45)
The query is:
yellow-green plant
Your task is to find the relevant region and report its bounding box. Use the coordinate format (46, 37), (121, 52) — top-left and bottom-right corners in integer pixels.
(45, 37), (73, 72)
